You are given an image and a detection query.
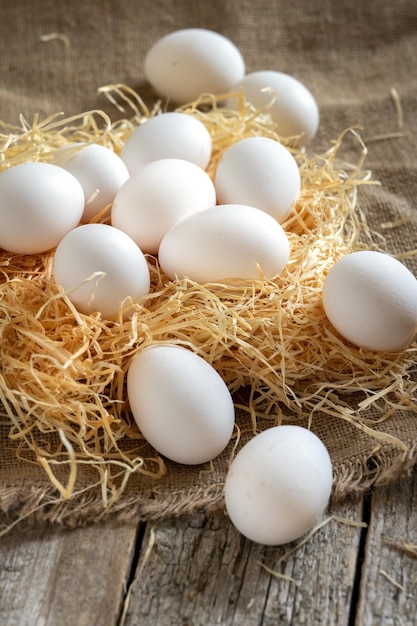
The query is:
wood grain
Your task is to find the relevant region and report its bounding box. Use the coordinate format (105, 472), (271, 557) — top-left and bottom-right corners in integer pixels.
(355, 469), (417, 626)
(121, 497), (364, 626)
(0, 519), (139, 626)
(1, 473), (416, 626)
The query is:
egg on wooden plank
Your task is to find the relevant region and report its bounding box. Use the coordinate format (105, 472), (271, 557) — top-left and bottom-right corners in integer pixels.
(158, 204), (290, 283)
(224, 425), (333, 545)
(127, 343), (235, 465)
(53, 223), (150, 320)
(144, 28), (245, 104)
(322, 250), (417, 352)
(0, 162), (84, 254)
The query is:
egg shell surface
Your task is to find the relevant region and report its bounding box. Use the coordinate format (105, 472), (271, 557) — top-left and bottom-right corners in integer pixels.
(53, 143), (129, 223)
(224, 425), (333, 545)
(120, 112), (212, 175)
(53, 223), (150, 320)
(111, 158), (216, 254)
(228, 70), (319, 147)
(322, 250), (417, 352)
(127, 344), (235, 465)
(144, 28), (245, 104)
(0, 162), (84, 254)
(214, 137), (301, 223)
(158, 204), (290, 283)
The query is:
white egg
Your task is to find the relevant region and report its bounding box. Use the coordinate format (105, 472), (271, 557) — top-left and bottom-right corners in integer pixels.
(127, 343), (235, 465)
(53, 143), (129, 223)
(112, 158), (216, 254)
(214, 137), (301, 223)
(120, 112), (212, 175)
(158, 204), (290, 283)
(53, 223), (150, 319)
(322, 250), (417, 352)
(144, 28), (245, 104)
(0, 162), (84, 254)
(228, 70), (319, 147)
(224, 425), (333, 545)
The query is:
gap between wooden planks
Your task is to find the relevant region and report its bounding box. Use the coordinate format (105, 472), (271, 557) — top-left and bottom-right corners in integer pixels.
(0, 470), (416, 626)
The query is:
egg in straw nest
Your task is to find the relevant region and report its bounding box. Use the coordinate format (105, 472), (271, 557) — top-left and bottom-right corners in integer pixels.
(0, 84), (416, 509)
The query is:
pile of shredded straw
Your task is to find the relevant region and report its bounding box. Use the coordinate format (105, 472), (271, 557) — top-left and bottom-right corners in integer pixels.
(0, 85), (416, 501)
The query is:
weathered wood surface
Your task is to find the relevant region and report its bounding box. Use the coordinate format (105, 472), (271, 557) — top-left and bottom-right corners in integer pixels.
(122, 498), (363, 626)
(0, 519), (139, 626)
(0, 470), (416, 626)
(356, 472), (417, 626)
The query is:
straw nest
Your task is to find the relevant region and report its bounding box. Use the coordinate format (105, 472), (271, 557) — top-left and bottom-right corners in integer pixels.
(0, 85), (416, 502)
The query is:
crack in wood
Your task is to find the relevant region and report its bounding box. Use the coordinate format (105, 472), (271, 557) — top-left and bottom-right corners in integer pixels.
(348, 490), (373, 626)
(117, 521), (148, 626)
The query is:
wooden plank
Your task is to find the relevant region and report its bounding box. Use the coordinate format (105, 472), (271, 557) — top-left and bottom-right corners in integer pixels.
(120, 497), (364, 626)
(2, 472), (414, 626)
(0, 519), (139, 626)
(355, 469), (417, 626)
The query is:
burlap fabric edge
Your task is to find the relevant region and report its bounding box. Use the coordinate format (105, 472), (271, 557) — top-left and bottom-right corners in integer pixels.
(1, 442), (416, 529)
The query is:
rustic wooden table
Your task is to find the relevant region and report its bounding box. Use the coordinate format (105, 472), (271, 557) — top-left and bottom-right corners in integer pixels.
(0, 468), (415, 625)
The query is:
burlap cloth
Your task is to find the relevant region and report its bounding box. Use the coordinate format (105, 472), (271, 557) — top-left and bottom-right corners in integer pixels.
(1, 0), (416, 527)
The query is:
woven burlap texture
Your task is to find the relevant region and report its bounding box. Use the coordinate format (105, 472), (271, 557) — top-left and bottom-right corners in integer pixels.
(1, 0), (416, 526)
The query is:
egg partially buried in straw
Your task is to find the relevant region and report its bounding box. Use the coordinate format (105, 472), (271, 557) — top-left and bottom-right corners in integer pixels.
(53, 143), (129, 224)
(228, 70), (319, 147)
(322, 250), (417, 352)
(112, 158), (216, 254)
(158, 204), (290, 283)
(53, 223), (150, 320)
(120, 112), (212, 175)
(224, 425), (333, 545)
(0, 162), (84, 254)
(127, 343), (235, 465)
(214, 136), (301, 224)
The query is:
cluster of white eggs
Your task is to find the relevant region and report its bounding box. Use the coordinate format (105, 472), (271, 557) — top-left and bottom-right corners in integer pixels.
(115, 113), (296, 285)
(0, 109), (298, 318)
(1, 28), (416, 546)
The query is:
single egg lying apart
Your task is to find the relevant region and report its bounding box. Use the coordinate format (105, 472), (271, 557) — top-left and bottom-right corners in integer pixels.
(120, 112), (212, 174)
(224, 425), (333, 545)
(228, 70), (319, 147)
(322, 250), (417, 352)
(127, 344), (235, 465)
(53, 143), (129, 223)
(53, 223), (150, 319)
(214, 137), (301, 223)
(144, 28), (245, 104)
(0, 162), (84, 254)
(112, 158), (216, 254)
(158, 204), (290, 283)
